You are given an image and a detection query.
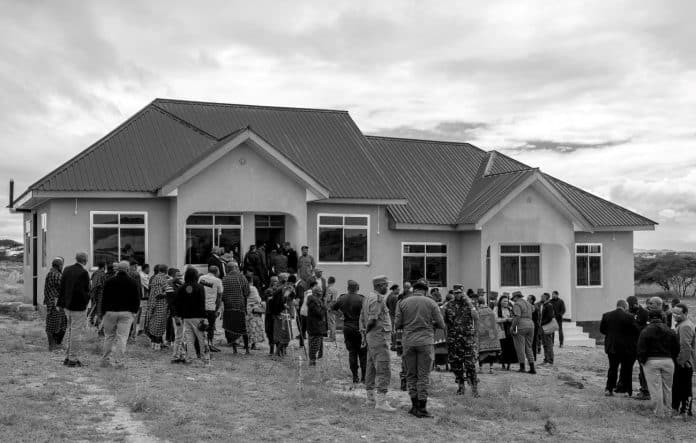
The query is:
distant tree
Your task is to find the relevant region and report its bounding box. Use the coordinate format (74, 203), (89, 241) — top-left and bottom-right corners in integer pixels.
(635, 253), (696, 297)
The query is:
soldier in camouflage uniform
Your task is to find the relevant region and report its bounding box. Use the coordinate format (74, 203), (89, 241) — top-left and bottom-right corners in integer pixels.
(443, 287), (480, 396)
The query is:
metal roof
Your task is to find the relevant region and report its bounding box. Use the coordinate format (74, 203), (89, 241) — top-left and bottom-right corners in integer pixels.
(457, 169), (536, 224)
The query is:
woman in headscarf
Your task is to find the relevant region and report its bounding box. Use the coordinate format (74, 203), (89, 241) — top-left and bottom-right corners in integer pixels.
(145, 265), (170, 350)
(246, 273), (265, 350)
(496, 294), (517, 370)
(477, 293), (501, 374)
(174, 267), (210, 365)
(306, 285), (328, 365)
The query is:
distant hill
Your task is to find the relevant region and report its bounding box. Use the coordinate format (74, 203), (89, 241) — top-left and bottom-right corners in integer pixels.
(0, 239), (22, 248)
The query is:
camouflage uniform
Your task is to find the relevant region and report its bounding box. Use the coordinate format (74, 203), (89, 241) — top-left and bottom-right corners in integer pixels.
(443, 298), (479, 388)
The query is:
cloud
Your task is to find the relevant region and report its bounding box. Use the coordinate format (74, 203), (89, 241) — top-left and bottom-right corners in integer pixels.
(510, 138), (631, 153)
(370, 121), (489, 142)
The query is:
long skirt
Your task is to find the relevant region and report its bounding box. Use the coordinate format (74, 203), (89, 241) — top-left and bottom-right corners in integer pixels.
(246, 313), (265, 344)
(46, 306), (67, 335)
(223, 310), (247, 336)
(145, 297), (169, 339)
(273, 314), (292, 345)
(499, 336), (518, 364)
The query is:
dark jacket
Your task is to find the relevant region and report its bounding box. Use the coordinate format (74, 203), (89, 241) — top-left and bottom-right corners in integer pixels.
(541, 301), (556, 327)
(306, 294), (328, 336)
(101, 271), (140, 315)
(174, 283), (206, 319)
(599, 308), (640, 355)
(549, 297), (566, 320)
(284, 248), (298, 273)
(636, 320), (679, 364)
(207, 255), (226, 279)
(629, 305), (649, 329)
(333, 292), (364, 331)
(57, 263), (90, 311)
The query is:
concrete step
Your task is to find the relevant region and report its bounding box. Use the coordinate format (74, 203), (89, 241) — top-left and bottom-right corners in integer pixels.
(557, 321), (596, 347)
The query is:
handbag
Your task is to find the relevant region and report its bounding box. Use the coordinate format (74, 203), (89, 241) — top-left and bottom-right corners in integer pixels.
(542, 318), (559, 334)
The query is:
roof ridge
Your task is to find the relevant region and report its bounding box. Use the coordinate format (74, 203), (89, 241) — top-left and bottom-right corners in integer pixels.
(153, 98), (349, 115)
(365, 135), (486, 152)
(26, 103), (156, 192)
(543, 173), (658, 226)
(151, 103), (219, 140)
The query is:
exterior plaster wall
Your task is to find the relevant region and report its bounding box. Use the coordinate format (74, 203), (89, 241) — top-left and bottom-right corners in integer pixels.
(306, 203), (471, 295)
(24, 198), (171, 304)
(573, 231), (634, 321)
(481, 186), (575, 317)
(175, 142), (308, 269)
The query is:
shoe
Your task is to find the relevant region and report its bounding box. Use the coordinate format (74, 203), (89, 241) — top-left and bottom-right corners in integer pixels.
(416, 399), (432, 418)
(352, 375), (360, 384)
(528, 363), (536, 374)
(635, 392), (651, 401)
(63, 358), (70, 366)
(66, 360), (83, 368)
(471, 382), (480, 398)
(209, 345), (221, 353)
(518, 363), (526, 373)
(456, 383), (465, 395)
(245, 349), (250, 355)
(605, 389), (614, 397)
(375, 393), (396, 412)
(170, 358), (183, 364)
(309, 360), (317, 366)
(408, 397), (419, 416)
(364, 390), (376, 408)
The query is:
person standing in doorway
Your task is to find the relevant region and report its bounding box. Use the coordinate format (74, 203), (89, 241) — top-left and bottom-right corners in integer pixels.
(599, 299), (639, 396)
(44, 257), (66, 351)
(360, 275), (396, 412)
(549, 291), (566, 347)
(57, 252), (91, 367)
(297, 246), (315, 283)
(333, 280), (367, 384)
(395, 278), (446, 417)
(100, 261), (140, 368)
(283, 242), (298, 275)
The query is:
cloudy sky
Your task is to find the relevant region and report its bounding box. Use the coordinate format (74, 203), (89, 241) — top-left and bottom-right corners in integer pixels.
(1, 0), (695, 250)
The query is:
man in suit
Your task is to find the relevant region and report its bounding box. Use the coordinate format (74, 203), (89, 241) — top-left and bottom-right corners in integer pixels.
(627, 295), (650, 400)
(207, 247), (227, 279)
(57, 252), (91, 367)
(549, 290), (566, 347)
(600, 299), (640, 396)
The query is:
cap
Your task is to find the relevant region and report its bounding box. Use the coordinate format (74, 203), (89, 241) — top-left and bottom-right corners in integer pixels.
(372, 275), (388, 286)
(413, 278), (429, 290)
(452, 284), (464, 291)
(453, 288), (463, 294)
(511, 291), (523, 299)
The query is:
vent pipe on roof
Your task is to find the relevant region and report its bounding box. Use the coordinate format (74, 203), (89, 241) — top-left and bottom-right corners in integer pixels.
(8, 179), (14, 208)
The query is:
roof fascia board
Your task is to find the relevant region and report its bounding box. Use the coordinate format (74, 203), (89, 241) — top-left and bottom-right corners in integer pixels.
(158, 130), (330, 199)
(32, 191), (156, 199)
(313, 198), (408, 205)
(391, 222), (457, 231)
(592, 226), (656, 232)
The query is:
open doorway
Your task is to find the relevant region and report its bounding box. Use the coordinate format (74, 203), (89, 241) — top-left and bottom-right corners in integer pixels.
(254, 215), (285, 260)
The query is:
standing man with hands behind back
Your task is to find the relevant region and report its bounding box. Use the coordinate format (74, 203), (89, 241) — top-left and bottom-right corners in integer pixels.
(57, 252), (91, 367)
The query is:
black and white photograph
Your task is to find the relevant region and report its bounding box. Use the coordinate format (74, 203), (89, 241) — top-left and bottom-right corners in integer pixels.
(0, 0), (694, 441)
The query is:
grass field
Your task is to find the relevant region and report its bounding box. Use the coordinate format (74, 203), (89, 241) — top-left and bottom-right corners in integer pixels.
(0, 314), (693, 443)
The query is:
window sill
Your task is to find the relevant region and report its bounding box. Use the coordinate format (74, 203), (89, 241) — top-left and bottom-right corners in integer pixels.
(576, 285), (603, 289)
(317, 262), (370, 266)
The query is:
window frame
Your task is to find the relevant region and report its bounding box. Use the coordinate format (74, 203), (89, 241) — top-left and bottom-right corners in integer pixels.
(575, 243), (603, 288)
(90, 211), (148, 266)
(499, 243), (542, 288)
(316, 213), (370, 265)
(24, 219), (31, 266)
(184, 213), (243, 266)
(401, 242), (448, 288)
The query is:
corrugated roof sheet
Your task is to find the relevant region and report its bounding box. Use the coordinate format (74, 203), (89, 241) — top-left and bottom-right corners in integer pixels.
(457, 169), (536, 224)
(152, 99), (400, 199)
(33, 106), (217, 192)
(366, 136), (488, 225)
(545, 174), (656, 227)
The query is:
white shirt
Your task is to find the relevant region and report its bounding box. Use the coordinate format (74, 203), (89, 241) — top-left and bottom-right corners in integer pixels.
(199, 274), (223, 311)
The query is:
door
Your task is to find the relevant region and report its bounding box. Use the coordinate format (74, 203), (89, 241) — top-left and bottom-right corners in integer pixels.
(254, 215), (285, 250)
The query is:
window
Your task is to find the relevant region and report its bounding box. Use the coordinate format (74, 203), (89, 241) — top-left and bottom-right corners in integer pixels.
(41, 213), (47, 268)
(576, 244), (602, 287)
(402, 243), (447, 287)
(91, 212), (147, 266)
(500, 244), (540, 287)
(185, 213), (241, 265)
(318, 214), (369, 263)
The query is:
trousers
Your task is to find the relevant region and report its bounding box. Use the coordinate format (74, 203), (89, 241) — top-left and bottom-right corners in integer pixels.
(64, 309), (87, 362)
(403, 344), (434, 400)
(606, 352), (636, 394)
(102, 311), (134, 365)
(205, 310), (217, 341)
(171, 317), (186, 360)
(308, 335), (324, 362)
(365, 331), (391, 394)
(512, 327), (535, 365)
(344, 327), (366, 380)
(542, 333), (554, 363)
(327, 311), (336, 341)
(643, 358), (674, 417)
(672, 364), (693, 415)
(183, 318), (210, 363)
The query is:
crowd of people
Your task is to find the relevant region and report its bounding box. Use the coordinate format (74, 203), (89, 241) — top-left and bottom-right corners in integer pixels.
(41, 247), (693, 420)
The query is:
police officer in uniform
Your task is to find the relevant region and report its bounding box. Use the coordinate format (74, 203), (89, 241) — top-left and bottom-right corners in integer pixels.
(359, 275), (396, 412)
(444, 286), (480, 396)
